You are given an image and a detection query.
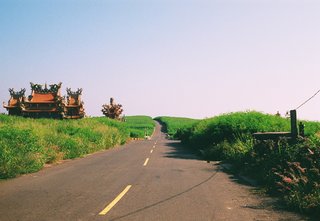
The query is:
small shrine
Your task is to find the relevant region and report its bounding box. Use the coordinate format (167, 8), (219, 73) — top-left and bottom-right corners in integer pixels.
(64, 88), (85, 119)
(3, 82), (85, 119)
(101, 97), (124, 120)
(2, 88), (26, 116)
(22, 82), (64, 119)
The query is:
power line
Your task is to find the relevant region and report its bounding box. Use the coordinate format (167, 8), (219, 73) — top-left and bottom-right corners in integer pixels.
(295, 89), (320, 110)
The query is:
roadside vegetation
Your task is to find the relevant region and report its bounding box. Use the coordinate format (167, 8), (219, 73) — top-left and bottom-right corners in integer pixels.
(157, 111), (320, 216)
(154, 116), (200, 139)
(125, 115), (155, 138)
(0, 114), (154, 179)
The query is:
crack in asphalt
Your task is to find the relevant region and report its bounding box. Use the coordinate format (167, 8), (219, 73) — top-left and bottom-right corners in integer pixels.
(109, 168), (220, 221)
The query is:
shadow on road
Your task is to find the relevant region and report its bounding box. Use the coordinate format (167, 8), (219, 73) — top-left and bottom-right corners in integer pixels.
(162, 140), (314, 221)
(163, 141), (202, 160)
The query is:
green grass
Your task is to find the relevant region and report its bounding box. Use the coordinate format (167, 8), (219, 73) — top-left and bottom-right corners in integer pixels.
(0, 126), (44, 178)
(154, 116), (199, 139)
(0, 114), (155, 179)
(301, 120), (320, 137)
(125, 115), (155, 138)
(185, 111), (292, 147)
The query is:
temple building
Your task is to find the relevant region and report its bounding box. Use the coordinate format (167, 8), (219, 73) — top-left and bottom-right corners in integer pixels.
(3, 82), (85, 119)
(2, 88), (26, 116)
(21, 82), (64, 118)
(64, 88), (85, 119)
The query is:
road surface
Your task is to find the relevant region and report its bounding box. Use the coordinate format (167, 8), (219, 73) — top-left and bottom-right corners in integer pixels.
(0, 122), (305, 221)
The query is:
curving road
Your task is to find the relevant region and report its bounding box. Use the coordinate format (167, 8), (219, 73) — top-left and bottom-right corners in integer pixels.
(0, 122), (305, 221)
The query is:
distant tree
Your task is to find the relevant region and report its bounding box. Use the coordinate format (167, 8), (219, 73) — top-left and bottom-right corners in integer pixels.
(101, 97), (123, 120)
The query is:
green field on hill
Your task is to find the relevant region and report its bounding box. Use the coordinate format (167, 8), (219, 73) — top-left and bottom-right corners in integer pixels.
(125, 115), (155, 138)
(154, 116), (200, 139)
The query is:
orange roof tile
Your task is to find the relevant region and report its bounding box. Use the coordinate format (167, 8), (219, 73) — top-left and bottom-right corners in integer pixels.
(29, 93), (55, 103)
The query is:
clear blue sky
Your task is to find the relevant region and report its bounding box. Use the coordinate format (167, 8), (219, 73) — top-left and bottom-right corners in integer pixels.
(1, 0), (320, 120)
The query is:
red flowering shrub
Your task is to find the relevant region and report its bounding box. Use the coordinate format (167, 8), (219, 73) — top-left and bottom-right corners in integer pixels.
(246, 137), (320, 215)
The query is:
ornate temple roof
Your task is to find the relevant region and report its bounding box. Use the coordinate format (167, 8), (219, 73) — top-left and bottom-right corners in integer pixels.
(30, 82), (62, 94)
(3, 82), (85, 119)
(8, 88), (26, 97)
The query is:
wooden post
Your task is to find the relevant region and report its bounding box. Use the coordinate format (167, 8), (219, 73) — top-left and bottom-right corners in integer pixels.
(290, 110), (298, 139)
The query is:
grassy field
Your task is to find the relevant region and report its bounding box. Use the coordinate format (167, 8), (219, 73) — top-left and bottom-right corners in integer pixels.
(0, 114), (154, 179)
(154, 116), (199, 139)
(125, 115), (155, 138)
(158, 111), (320, 216)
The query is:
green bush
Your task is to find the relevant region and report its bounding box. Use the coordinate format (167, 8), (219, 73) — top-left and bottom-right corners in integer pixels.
(184, 111), (290, 148)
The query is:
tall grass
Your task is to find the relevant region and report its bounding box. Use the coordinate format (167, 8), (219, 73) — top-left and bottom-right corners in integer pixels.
(185, 111), (291, 147)
(154, 116), (199, 139)
(0, 115), (155, 179)
(0, 126), (44, 178)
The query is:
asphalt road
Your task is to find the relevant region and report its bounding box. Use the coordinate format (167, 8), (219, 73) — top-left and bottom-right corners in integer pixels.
(0, 122), (306, 221)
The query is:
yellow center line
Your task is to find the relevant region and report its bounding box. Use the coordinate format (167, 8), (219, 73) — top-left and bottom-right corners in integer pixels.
(143, 158), (149, 166)
(153, 145), (156, 148)
(99, 185), (132, 216)
(150, 149), (153, 153)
